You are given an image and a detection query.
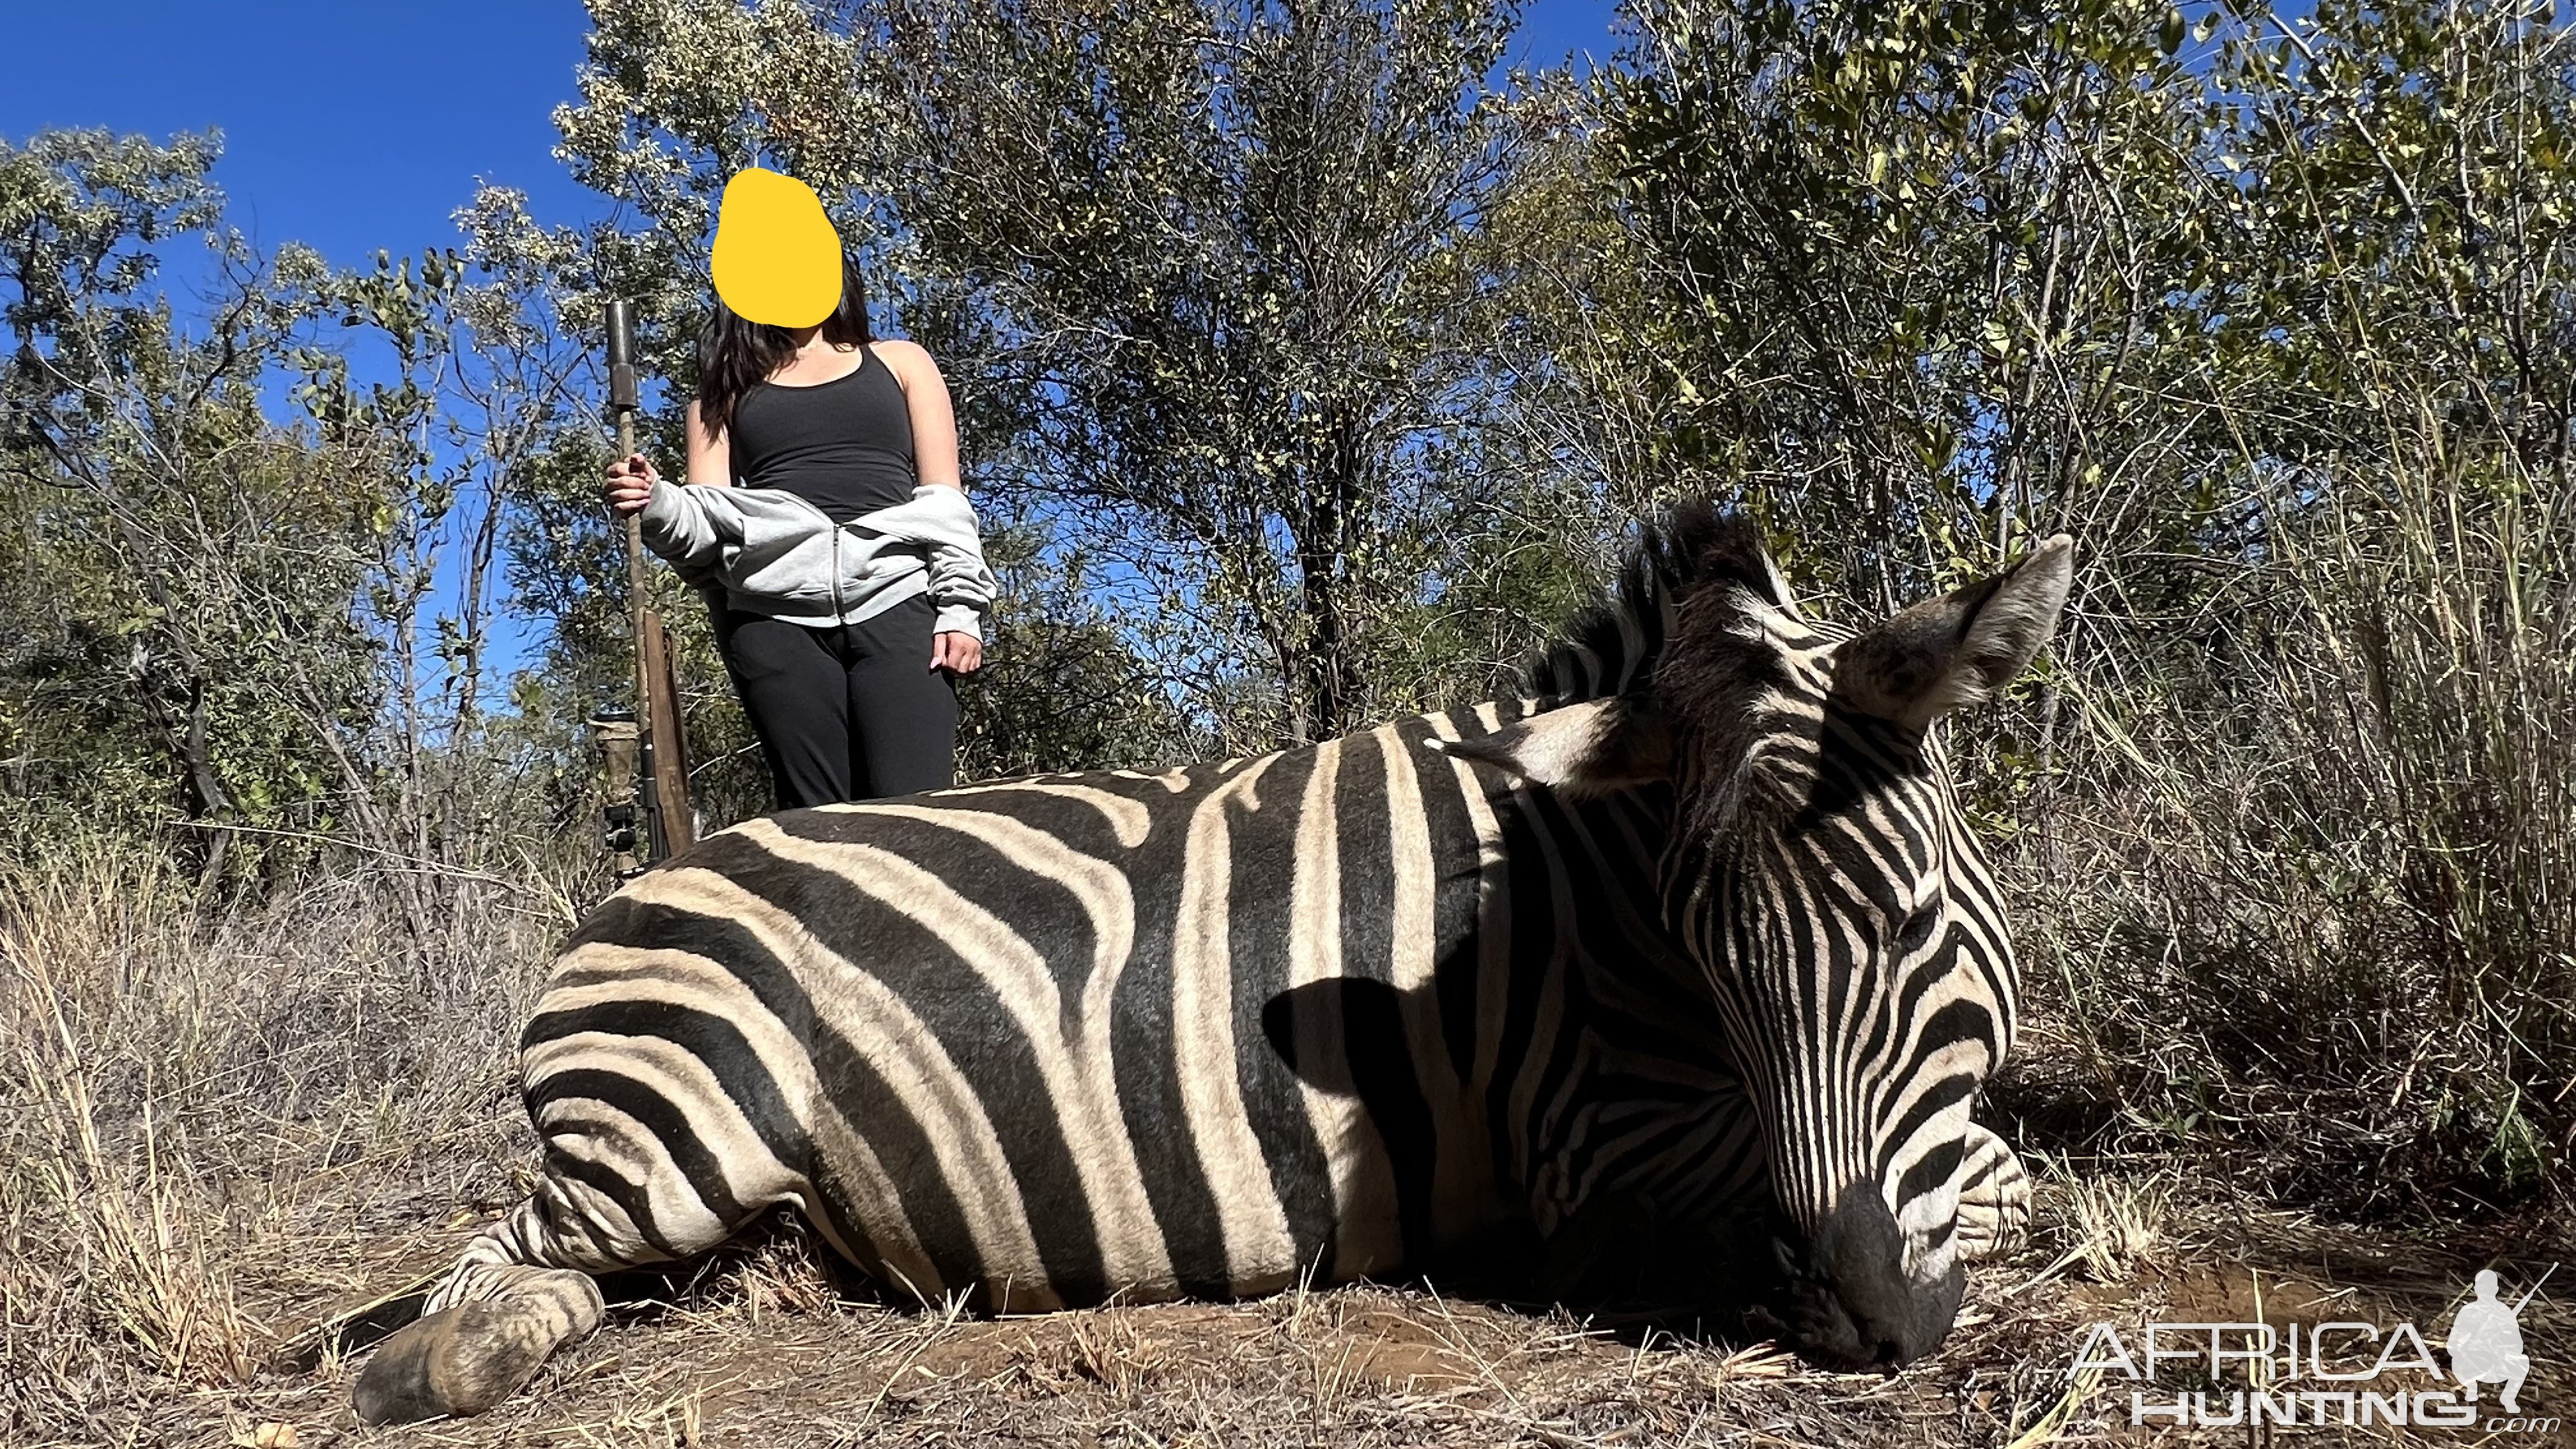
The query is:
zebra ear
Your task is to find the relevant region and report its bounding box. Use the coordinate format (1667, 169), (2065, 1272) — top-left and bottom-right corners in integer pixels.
(1434, 697), (1669, 793)
(1836, 535), (2075, 729)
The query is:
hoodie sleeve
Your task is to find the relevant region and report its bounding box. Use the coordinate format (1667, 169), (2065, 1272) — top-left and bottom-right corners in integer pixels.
(638, 479), (765, 595)
(636, 478), (740, 570)
(908, 486), (999, 641)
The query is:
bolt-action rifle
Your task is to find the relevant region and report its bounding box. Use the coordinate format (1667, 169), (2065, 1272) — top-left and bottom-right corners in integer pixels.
(589, 300), (694, 877)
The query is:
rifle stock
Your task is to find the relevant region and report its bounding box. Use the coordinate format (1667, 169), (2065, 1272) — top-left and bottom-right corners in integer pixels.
(640, 606), (694, 857)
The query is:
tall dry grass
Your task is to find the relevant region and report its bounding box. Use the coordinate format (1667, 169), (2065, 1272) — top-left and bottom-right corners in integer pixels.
(0, 835), (574, 1443)
(2005, 441), (2576, 1218)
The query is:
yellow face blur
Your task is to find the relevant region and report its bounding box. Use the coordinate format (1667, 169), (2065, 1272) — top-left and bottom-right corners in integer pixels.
(711, 168), (843, 328)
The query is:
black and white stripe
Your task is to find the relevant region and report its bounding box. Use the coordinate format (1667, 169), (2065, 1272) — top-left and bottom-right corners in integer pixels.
(367, 503), (2070, 1420)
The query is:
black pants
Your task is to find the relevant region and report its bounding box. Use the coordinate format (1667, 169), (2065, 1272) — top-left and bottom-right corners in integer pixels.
(719, 595), (960, 808)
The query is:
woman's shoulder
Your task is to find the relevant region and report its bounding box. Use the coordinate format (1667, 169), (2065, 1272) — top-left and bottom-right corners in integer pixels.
(867, 337), (942, 382)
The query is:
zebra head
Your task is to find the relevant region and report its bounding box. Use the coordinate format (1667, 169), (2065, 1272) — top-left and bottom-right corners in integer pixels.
(1451, 505), (2074, 1368)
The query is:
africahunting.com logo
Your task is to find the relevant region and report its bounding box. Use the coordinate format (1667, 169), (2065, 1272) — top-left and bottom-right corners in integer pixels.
(2067, 1266), (2556, 1434)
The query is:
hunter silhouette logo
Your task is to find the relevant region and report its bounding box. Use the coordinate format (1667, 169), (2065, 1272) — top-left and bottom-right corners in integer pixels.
(2069, 1264), (2557, 1433)
(2451, 1266), (2548, 1415)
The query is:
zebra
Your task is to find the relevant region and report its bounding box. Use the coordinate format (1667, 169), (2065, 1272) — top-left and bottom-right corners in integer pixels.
(352, 503), (2069, 1423)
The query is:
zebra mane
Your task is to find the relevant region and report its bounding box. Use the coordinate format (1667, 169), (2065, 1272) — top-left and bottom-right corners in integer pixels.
(1518, 499), (1793, 710)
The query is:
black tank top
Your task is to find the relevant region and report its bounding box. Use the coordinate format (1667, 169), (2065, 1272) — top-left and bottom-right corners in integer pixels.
(727, 346), (917, 523)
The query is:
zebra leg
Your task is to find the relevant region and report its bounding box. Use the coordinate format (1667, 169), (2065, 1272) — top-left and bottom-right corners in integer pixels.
(350, 1260), (602, 1425)
(1951, 1122), (2030, 1261)
(353, 1164), (732, 1424)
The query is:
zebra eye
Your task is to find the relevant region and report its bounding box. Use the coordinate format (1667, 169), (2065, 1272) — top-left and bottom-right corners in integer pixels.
(1894, 903), (1942, 958)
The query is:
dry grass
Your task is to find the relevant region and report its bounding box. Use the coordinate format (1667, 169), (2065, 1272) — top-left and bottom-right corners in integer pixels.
(2045, 1168), (2179, 1287)
(0, 836), (567, 1445)
(8, 833), (2570, 1448)
(1993, 455), (2576, 1220)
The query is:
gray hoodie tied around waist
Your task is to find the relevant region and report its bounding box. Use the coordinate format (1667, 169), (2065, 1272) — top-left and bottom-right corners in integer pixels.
(638, 479), (999, 641)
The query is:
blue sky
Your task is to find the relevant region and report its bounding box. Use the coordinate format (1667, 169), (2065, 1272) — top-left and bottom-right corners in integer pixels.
(3, 1), (1622, 700)
(3, 1), (1623, 276)
(4, 0), (602, 270)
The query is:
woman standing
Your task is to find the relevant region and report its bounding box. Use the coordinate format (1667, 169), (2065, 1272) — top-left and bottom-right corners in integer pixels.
(601, 252), (994, 808)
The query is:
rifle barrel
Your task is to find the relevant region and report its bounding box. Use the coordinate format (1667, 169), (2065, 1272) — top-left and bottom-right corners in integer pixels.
(606, 298), (638, 410)
(2511, 1261), (2557, 1313)
(608, 298), (658, 861)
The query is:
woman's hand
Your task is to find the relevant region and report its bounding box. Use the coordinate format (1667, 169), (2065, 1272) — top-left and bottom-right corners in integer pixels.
(603, 452), (657, 516)
(932, 632), (983, 675)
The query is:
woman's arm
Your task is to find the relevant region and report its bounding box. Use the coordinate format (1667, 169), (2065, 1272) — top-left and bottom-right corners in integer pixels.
(873, 339), (962, 492)
(683, 399), (732, 486)
(873, 339), (983, 674)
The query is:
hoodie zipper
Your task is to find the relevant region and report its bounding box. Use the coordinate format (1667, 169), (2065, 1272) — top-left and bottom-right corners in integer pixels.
(829, 522), (848, 627)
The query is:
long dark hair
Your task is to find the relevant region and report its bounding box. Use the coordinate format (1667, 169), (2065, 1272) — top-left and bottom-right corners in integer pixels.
(694, 250), (873, 438)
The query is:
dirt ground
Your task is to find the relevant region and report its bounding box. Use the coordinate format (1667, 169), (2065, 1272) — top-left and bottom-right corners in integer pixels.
(134, 1186), (2573, 1449)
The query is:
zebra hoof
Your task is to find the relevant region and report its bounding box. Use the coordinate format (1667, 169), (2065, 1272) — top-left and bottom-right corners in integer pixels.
(351, 1301), (541, 1424)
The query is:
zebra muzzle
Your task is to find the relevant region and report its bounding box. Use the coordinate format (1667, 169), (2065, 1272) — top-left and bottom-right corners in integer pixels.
(1770, 1186), (1964, 1370)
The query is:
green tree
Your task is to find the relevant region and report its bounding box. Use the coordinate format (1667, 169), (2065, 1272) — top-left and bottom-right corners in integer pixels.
(552, 0), (1551, 751)
(1598, 0), (2252, 606)
(0, 130), (381, 883)
(1, 132), (601, 915)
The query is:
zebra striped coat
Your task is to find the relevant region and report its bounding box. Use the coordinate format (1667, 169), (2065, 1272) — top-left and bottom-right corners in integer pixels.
(537, 694), (1754, 1309)
(353, 505), (2067, 1423)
